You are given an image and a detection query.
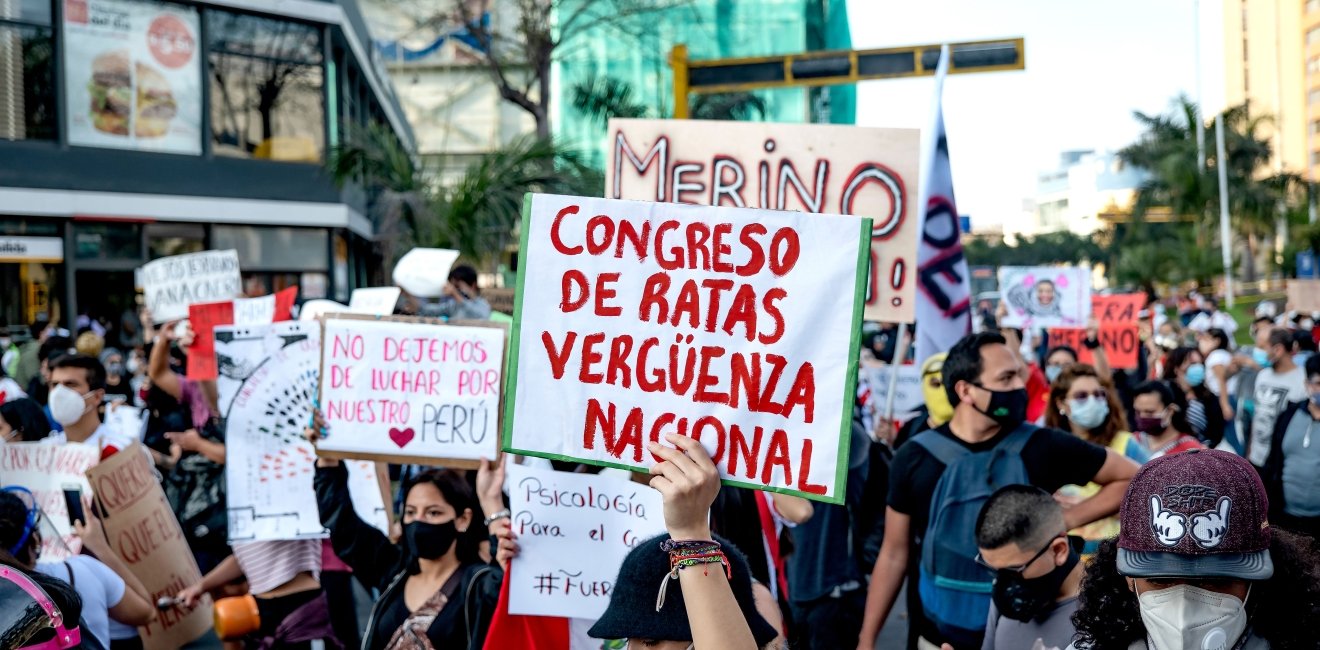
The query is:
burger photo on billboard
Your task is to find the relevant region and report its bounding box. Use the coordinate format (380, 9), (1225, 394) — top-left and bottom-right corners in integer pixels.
(134, 61), (177, 138)
(89, 49), (132, 136)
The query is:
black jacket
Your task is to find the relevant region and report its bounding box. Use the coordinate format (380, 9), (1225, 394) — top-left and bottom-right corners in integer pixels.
(314, 464), (502, 650)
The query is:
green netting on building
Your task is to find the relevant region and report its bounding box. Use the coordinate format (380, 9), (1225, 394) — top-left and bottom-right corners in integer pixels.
(551, 0), (855, 168)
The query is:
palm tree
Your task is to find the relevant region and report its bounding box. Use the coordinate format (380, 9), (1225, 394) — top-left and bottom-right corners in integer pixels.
(327, 121), (433, 269)
(569, 75), (768, 125)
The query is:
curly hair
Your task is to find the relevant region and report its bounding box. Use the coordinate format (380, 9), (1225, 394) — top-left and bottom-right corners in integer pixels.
(1044, 363), (1130, 448)
(1072, 532), (1320, 649)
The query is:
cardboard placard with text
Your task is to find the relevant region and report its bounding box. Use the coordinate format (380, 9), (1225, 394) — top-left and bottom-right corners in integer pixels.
(1047, 325), (1142, 370)
(506, 463), (666, 619)
(186, 287), (297, 380)
(1288, 279), (1320, 313)
(0, 442), (99, 560)
(607, 118), (919, 322)
(1091, 293), (1145, 325)
(316, 315), (507, 467)
(140, 250), (242, 323)
(997, 266), (1092, 329)
(87, 445), (211, 650)
(503, 194), (870, 504)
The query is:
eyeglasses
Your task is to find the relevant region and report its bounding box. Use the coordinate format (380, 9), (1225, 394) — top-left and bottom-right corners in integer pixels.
(975, 533), (1065, 575)
(1068, 390), (1107, 402)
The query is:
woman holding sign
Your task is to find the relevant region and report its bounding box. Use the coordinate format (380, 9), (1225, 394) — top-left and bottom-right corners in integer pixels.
(307, 413), (508, 650)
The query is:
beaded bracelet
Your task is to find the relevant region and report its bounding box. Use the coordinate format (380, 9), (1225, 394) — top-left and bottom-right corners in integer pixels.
(655, 550), (733, 612)
(661, 538), (721, 553)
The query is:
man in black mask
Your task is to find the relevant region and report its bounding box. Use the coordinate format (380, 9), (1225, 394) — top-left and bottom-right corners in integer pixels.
(973, 485), (1082, 649)
(857, 331), (1137, 650)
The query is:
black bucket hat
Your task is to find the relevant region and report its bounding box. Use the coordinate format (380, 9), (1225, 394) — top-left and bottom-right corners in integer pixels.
(588, 533), (779, 646)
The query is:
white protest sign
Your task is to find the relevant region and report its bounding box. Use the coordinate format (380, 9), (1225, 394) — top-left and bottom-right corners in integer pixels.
(349, 287), (402, 316)
(607, 118), (920, 323)
(0, 442), (100, 559)
(318, 316), (506, 465)
(233, 293), (276, 325)
(140, 250), (242, 323)
(217, 321), (390, 541)
(507, 463), (666, 619)
(503, 194), (870, 504)
(997, 266), (1092, 329)
(299, 299), (350, 321)
(861, 364), (924, 421)
(393, 248), (459, 298)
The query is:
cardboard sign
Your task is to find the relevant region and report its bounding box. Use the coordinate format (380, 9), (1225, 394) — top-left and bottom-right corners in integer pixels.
(503, 194), (870, 504)
(187, 287), (297, 380)
(87, 445), (211, 649)
(1288, 279), (1320, 313)
(1092, 293), (1144, 325)
(1047, 325), (1142, 370)
(997, 266), (1091, 329)
(607, 118), (920, 323)
(140, 250), (242, 323)
(506, 463), (666, 619)
(860, 364), (924, 421)
(0, 442), (99, 560)
(317, 315), (507, 466)
(349, 287), (402, 316)
(217, 321), (391, 541)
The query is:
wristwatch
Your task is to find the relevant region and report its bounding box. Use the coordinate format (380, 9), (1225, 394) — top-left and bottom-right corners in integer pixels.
(483, 509), (511, 526)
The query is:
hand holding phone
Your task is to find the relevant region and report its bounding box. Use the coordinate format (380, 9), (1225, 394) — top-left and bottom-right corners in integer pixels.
(62, 485), (85, 527)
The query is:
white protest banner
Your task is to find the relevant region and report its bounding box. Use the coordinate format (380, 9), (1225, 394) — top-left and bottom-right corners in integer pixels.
(140, 249), (242, 323)
(997, 266), (1092, 329)
(62, 0), (203, 155)
(217, 321), (390, 541)
(0, 442), (99, 560)
(87, 444), (210, 650)
(318, 315), (506, 466)
(503, 194), (870, 504)
(394, 248), (459, 298)
(349, 287), (403, 316)
(507, 463), (666, 619)
(607, 118), (919, 323)
(861, 364), (924, 421)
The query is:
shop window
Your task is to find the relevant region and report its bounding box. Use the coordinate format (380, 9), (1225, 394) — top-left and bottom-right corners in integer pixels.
(147, 222), (205, 258)
(73, 222), (142, 261)
(208, 10), (324, 162)
(0, 2), (57, 142)
(212, 225), (327, 271)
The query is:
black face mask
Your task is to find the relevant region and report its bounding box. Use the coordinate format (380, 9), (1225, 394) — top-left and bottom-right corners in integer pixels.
(404, 520), (458, 560)
(973, 385), (1029, 429)
(991, 546), (1079, 622)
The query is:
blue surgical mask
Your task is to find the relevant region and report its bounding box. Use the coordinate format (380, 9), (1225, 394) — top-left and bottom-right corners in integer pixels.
(1185, 363), (1206, 387)
(1045, 365), (1063, 383)
(1067, 397), (1110, 430)
(1310, 392), (1320, 407)
(1253, 348), (1273, 369)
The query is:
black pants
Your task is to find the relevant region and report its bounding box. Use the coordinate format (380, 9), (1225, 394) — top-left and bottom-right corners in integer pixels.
(322, 570), (361, 649)
(789, 588), (866, 650)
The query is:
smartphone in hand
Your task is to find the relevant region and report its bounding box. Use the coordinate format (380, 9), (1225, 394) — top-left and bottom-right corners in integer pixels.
(62, 485), (85, 527)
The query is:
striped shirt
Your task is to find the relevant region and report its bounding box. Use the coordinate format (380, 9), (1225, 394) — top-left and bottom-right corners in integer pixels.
(232, 540), (322, 595)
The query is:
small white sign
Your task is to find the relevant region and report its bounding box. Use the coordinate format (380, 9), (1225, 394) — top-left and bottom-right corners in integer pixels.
(349, 287), (402, 316)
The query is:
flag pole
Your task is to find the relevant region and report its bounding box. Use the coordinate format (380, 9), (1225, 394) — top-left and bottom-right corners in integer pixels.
(1215, 114), (1234, 308)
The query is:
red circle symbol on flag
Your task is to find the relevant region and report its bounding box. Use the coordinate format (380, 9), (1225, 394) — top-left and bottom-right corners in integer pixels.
(147, 14), (195, 69)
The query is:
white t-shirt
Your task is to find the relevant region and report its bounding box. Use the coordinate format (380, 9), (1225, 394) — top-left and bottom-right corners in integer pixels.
(36, 555), (127, 649)
(1204, 349), (1234, 397)
(1248, 366), (1308, 467)
(44, 422), (136, 454)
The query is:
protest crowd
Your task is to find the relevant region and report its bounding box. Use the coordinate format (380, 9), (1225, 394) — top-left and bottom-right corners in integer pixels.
(5, 84), (1320, 650)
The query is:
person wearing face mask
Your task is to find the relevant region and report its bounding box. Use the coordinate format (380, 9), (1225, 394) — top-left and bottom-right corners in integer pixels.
(856, 332), (1139, 650)
(1131, 381), (1204, 460)
(1262, 354), (1320, 538)
(1159, 346), (1225, 446)
(1068, 449), (1320, 650)
(308, 413), (507, 650)
(963, 485), (1082, 650)
(95, 349), (132, 406)
(0, 398), (52, 443)
(1246, 327), (1306, 470)
(43, 355), (133, 454)
(1046, 364), (1149, 555)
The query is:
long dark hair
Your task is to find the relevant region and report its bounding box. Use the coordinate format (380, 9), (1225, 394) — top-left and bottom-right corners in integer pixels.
(402, 469), (482, 564)
(1072, 532), (1320, 649)
(0, 398), (52, 442)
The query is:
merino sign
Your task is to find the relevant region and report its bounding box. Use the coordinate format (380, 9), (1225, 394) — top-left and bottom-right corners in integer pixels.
(607, 118), (920, 323)
(317, 315), (506, 465)
(140, 250), (242, 323)
(503, 194), (870, 504)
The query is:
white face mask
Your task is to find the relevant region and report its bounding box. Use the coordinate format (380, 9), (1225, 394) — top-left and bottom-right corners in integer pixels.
(1067, 396), (1110, 430)
(49, 384), (94, 426)
(1137, 583), (1249, 650)
(126, 357), (141, 375)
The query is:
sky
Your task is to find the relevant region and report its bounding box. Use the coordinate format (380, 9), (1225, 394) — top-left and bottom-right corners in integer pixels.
(847, 0), (1225, 232)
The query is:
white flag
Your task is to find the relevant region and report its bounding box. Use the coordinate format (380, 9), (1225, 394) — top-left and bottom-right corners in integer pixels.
(914, 45), (972, 365)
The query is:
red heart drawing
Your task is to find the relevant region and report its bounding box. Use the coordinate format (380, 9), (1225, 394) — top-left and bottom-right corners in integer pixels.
(389, 427), (415, 448)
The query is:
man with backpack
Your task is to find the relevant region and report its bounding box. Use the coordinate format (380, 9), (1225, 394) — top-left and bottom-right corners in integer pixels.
(856, 332), (1139, 650)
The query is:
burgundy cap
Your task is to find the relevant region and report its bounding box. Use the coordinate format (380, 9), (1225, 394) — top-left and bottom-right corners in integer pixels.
(1116, 448), (1273, 580)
